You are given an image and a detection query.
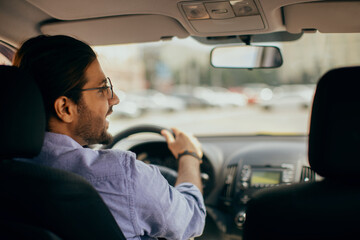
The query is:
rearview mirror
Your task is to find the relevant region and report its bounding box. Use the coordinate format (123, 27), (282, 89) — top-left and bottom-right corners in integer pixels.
(211, 45), (283, 69)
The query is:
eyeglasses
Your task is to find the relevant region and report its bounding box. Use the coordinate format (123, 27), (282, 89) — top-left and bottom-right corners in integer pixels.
(79, 77), (113, 99)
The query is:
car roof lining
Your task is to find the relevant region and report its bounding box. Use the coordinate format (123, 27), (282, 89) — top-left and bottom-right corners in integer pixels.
(1, 0), (360, 47)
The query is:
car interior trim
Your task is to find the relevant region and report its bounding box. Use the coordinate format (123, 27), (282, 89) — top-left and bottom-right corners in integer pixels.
(40, 15), (189, 45)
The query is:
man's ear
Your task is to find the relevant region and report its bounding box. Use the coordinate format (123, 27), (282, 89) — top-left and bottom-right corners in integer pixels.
(53, 96), (77, 123)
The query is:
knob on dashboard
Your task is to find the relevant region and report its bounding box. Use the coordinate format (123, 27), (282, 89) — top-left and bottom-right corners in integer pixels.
(235, 211), (247, 229)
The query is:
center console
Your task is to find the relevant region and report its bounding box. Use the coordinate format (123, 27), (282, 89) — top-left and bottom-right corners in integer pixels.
(217, 143), (312, 235)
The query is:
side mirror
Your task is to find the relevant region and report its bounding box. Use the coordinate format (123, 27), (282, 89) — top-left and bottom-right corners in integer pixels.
(211, 45), (283, 69)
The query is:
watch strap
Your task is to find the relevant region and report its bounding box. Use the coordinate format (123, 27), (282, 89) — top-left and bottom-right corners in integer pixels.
(177, 150), (203, 164)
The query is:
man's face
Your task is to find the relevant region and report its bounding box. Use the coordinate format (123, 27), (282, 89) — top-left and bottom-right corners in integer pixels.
(74, 59), (119, 145)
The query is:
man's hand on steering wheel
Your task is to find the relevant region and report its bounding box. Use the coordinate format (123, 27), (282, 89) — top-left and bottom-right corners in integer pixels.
(161, 128), (203, 160)
(161, 128), (203, 193)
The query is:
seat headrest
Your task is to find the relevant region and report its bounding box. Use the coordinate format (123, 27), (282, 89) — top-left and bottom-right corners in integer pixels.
(0, 66), (45, 159)
(309, 66), (360, 180)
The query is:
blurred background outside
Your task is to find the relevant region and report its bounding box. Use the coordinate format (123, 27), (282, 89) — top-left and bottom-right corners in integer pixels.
(94, 33), (360, 136)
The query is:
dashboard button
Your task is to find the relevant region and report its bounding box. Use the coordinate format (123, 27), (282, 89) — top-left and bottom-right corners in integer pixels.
(240, 195), (250, 204)
(235, 211), (247, 229)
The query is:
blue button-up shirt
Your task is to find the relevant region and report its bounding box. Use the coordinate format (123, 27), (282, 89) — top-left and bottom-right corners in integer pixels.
(17, 132), (206, 240)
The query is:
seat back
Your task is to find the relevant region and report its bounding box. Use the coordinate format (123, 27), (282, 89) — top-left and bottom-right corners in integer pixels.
(308, 67), (360, 180)
(0, 66), (125, 240)
(243, 67), (360, 240)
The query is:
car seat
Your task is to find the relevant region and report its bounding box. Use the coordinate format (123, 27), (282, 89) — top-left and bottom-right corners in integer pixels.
(243, 66), (360, 240)
(0, 65), (126, 240)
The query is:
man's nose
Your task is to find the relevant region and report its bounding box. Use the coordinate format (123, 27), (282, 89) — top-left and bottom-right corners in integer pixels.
(109, 91), (120, 105)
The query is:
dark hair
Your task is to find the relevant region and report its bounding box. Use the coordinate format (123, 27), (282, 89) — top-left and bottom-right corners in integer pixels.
(13, 35), (97, 125)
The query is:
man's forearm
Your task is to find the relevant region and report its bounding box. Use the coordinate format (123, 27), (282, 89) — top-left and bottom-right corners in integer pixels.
(175, 155), (203, 194)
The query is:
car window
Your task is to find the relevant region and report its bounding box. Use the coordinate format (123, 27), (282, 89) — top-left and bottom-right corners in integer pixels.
(94, 33), (360, 136)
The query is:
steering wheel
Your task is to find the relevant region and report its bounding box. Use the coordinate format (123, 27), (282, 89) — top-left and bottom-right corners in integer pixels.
(103, 124), (178, 186)
(103, 124), (173, 149)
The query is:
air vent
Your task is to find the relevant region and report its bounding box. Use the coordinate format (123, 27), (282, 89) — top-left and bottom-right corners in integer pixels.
(300, 166), (316, 182)
(221, 164), (238, 205)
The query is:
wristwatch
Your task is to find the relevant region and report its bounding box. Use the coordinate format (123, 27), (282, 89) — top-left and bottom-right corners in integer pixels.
(177, 150), (203, 164)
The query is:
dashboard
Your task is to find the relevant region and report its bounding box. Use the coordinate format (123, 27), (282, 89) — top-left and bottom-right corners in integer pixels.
(118, 134), (315, 239)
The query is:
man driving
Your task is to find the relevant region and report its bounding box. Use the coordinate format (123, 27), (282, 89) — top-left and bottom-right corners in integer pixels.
(14, 35), (205, 240)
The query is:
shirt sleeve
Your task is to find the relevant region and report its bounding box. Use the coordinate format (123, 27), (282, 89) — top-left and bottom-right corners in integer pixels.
(130, 159), (206, 240)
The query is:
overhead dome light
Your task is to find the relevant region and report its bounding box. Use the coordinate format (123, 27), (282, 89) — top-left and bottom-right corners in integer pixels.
(230, 0), (260, 17)
(182, 3), (210, 20)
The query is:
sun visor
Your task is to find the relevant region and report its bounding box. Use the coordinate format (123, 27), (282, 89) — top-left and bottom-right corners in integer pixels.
(284, 1), (360, 34)
(40, 15), (189, 45)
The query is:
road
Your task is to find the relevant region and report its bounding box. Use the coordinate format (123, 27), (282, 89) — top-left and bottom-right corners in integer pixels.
(108, 105), (311, 136)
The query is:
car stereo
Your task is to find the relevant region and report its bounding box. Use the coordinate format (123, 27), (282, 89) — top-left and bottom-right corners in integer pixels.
(237, 164), (295, 203)
(233, 164), (296, 228)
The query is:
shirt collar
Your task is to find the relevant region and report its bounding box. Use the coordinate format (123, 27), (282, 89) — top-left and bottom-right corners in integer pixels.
(44, 132), (83, 149)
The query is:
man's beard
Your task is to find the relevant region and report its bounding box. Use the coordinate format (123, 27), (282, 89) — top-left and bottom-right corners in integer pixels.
(75, 101), (113, 145)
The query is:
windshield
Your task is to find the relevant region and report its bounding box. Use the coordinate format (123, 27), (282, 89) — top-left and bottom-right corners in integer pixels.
(93, 33), (360, 136)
